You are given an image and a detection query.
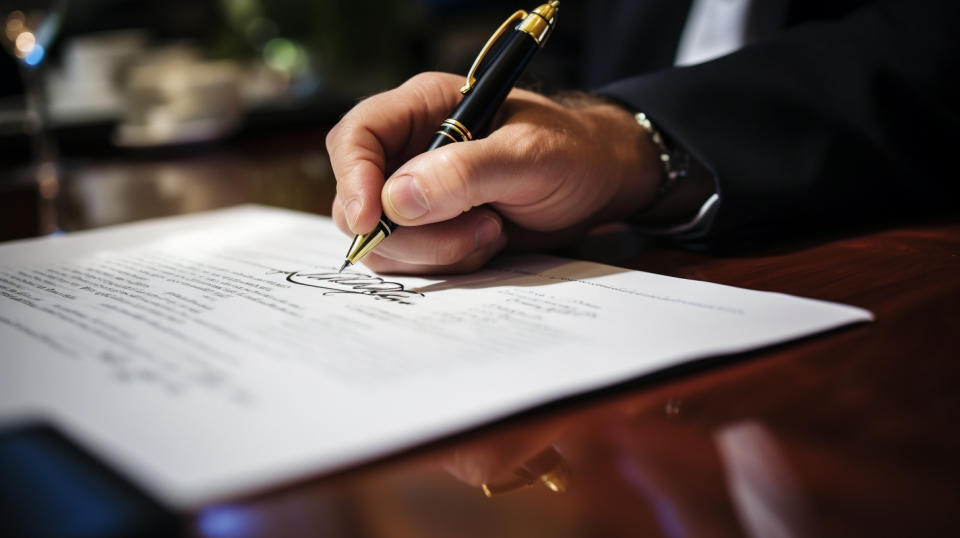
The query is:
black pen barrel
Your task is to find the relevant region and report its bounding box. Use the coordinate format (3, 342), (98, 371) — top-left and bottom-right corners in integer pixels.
(426, 29), (540, 151)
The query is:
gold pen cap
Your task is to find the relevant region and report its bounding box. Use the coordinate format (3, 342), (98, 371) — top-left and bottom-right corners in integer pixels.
(517, 1), (559, 46)
(533, 1), (559, 22)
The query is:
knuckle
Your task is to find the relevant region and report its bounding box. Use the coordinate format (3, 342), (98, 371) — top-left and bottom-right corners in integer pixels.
(325, 124), (341, 151)
(406, 71), (449, 92)
(335, 146), (385, 192)
(406, 71), (437, 87)
(404, 72), (461, 110)
(403, 73), (439, 103)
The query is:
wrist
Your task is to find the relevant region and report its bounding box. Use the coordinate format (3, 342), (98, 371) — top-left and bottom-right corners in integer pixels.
(630, 158), (716, 227)
(545, 92), (710, 230)
(575, 100), (663, 223)
(628, 111), (715, 227)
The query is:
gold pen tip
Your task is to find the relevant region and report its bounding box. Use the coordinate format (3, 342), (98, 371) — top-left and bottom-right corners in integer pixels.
(338, 260), (351, 273)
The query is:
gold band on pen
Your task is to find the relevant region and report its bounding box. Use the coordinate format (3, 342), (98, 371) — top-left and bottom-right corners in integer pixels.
(434, 129), (459, 144)
(442, 119), (473, 141)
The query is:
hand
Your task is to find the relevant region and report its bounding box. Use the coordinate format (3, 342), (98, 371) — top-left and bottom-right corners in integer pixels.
(327, 72), (662, 274)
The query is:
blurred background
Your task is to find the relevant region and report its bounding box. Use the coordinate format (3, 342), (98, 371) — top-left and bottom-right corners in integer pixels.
(0, 0), (587, 241)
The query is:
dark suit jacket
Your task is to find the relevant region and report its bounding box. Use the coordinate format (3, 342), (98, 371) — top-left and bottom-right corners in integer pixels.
(586, 0), (959, 245)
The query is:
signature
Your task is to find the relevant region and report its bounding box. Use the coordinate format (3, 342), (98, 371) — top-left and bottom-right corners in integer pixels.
(270, 270), (423, 305)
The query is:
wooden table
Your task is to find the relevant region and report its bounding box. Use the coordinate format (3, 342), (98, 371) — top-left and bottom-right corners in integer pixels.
(7, 129), (959, 537)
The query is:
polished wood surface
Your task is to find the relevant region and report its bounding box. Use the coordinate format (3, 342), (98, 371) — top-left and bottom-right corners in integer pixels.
(5, 129), (958, 537)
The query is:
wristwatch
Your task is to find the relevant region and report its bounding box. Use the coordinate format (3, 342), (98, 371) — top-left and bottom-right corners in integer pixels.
(635, 111), (691, 200)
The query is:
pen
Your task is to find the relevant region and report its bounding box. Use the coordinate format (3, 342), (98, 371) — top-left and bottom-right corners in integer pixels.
(339, 1), (560, 272)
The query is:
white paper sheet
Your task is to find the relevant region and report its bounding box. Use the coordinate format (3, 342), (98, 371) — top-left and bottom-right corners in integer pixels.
(0, 205), (872, 508)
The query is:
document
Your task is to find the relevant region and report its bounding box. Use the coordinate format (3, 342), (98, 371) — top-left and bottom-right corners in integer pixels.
(0, 205), (872, 508)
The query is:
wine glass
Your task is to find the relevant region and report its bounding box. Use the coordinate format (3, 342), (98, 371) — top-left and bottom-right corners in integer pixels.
(1, 0), (67, 235)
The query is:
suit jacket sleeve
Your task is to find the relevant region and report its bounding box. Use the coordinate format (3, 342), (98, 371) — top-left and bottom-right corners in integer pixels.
(596, 0), (960, 245)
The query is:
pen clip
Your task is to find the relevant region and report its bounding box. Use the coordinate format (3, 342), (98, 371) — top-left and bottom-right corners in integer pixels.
(460, 9), (528, 95)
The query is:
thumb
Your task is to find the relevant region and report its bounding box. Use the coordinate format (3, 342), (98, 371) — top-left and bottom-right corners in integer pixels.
(380, 137), (529, 226)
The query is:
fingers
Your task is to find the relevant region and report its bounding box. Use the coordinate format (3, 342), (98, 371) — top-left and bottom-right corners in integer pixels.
(332, 205), (508, 274)
(328, 72), (466, 234)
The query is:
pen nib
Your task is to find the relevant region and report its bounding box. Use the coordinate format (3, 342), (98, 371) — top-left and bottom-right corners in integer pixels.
(338, 260), (351, 273)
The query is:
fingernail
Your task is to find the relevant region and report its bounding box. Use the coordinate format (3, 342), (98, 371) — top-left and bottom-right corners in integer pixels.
(474, 217), (501, 248)
(387, 175), (429, 220)
(344, 198), (363, 232)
